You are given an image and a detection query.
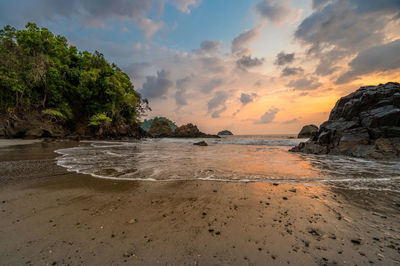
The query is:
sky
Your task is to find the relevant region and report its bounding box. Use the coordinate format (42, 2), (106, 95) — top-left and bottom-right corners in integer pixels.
(1, 0), (399, 134)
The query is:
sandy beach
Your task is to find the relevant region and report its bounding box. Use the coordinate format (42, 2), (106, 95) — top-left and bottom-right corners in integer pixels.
(0, 141), (400, 265)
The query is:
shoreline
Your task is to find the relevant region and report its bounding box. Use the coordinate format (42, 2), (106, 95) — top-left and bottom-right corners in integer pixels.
(0, 141), (399, 265)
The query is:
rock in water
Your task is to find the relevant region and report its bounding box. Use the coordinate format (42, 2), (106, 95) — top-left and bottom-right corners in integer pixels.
(290, 82), (400, 158)
(297, 125), (318, 138)
(193, 141), (208, 146)
(217, 130), (233, 135)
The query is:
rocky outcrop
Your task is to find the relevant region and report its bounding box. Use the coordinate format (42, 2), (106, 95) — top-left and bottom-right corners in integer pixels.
(0, 111), (67, 139)
(218, 130), (233, 135)
(290, 82), (400, 158)
(148, 118), (173, 137)
(0, 110), (147, 140)
(297, 125), (318, 138)
(173, 123), (219, 138)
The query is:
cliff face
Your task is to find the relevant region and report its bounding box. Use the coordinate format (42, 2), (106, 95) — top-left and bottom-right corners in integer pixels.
(290, 82), (400, 158)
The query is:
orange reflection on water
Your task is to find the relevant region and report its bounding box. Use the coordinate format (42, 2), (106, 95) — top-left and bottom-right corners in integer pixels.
(211, 145), (323, 181)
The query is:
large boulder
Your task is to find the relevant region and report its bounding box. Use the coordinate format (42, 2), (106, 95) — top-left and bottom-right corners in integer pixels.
(297, 125), (318, 138)
(290, 82), (400, 158)
(217, 130), (233, 136)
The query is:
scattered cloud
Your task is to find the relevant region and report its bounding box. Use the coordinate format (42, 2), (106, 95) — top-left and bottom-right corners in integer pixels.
(254, 0), (298, 25)
(236, 55), (264, 69)
(231, 24), (264, 57)
(172, 0), (201, 14)
(295, 0), (400, 81)
(208, 91), (229, 118)
(175, 75), (193, 109)
(254, 108), (279, 124)
(141, 70), (173, 99)
(274, 51), (295, 65)
(240, 93), (258, 106)
(286, 77), (322, 91)
(193, 40), (223, 55)
(281, 66), (304, 77)
(336, 39), (400, 84)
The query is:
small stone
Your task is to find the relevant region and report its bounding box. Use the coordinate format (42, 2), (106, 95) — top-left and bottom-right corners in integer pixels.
(289, 189), (297, 193)
(283, 197), (288, 200)
(351, 239), (361, 245)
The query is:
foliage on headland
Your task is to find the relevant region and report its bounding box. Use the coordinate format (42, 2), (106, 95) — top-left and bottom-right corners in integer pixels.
(141, 117), (177, 132)
(0, 23), (149, 127)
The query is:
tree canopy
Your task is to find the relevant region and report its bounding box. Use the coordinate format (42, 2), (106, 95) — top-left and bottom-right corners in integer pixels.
(0, 23), (149, 125)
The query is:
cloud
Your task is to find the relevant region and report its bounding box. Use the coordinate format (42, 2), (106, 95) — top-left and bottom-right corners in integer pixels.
(136, 17), (164, 38)
(236, 55), (264, 69)
(336, 39), (400, 84)
(193, 40), (223, 55)
(201, 78), (224, 93)
(312, 0), (330, 9)
(254, 0), (294, 25)
(175, 75), (193, 109)
(208, 91), (229, 118)
(254, 108), (279, 124)
(173, 0), (201, 14)
(2, 0), (164, 38)
(141, 70), (173, 99)
(281, 66), (304, 77)
(274, 51), (295, 65)
(282, 118), (298, 124)
(240, 93), (258, 106)
(231, 24), (264, 56)
(295, 0), (400, 80)
(286, 77), (322, 91)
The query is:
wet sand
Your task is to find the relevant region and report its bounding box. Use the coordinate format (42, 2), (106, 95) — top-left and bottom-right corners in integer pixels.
(0, 141), (400, 265)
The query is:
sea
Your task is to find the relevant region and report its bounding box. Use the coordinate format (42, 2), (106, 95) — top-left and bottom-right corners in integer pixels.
(54, 135), (400, 192)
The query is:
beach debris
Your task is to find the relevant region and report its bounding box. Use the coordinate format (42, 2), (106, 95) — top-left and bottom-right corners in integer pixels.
(128, 219), (137, 224)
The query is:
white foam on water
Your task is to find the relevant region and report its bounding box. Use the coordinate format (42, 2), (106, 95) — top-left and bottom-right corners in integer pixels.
(55, 138), (400, 192)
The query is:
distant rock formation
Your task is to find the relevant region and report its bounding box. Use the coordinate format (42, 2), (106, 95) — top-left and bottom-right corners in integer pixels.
(141, 117), (177, 132)
(290, 82), (400, 158)
(218, 130), (233, 135)
(148, 117), (173, 137)
(297, 125), (318, 138)
(173, 123), (219, 138)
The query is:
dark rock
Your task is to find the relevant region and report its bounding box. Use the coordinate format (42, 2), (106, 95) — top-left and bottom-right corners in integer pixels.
(173, 123), (220, 138)
(290, 82), (400, 158)
(193, 141), (208, 146)
(217, 130), (233, 135)
(0, 109), (147, 140)
(297, 124), (318, 138)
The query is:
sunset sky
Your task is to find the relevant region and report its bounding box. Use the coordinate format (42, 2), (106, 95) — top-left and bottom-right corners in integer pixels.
(1, 0), (399, 134)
